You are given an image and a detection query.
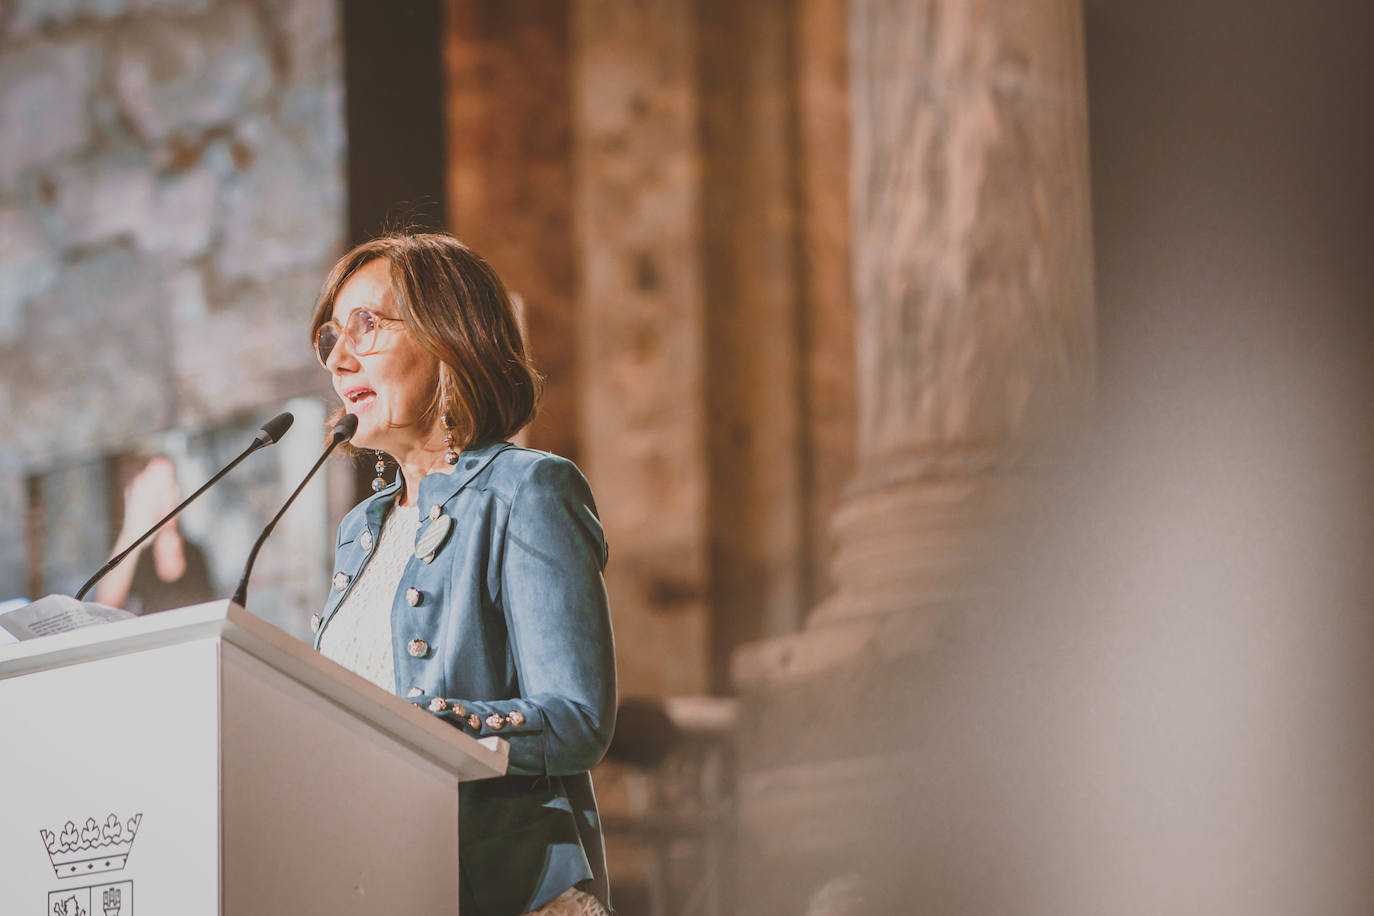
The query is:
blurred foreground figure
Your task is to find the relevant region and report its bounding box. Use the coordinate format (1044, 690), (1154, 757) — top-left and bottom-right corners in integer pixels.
(733, 0), (1374, 912)
(754, 306), (1374, 916)
(848, 314), (1374, 913)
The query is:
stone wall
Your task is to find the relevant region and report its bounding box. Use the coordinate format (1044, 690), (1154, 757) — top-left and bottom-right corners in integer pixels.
(573, 0), (714, 698)
(442, 2), (579, 464)
(0, 0), (346, 629)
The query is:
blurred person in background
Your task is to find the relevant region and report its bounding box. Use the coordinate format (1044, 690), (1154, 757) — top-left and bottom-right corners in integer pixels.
(96, 455), (213, 614)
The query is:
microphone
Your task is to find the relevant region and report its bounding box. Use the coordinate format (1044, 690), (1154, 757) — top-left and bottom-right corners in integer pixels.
(75, 411), (295, 601)
(231, 413), (358, 608)
(253, 412), (295, 448)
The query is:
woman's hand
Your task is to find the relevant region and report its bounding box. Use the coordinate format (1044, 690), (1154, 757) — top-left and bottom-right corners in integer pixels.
(116, 458), (181, 545)
(96, 457), (183, 609)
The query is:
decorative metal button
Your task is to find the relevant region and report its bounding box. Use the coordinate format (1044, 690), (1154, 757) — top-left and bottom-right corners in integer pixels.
(507, 710), (526, 727)
(407, 687), (423, 698)
(429, 505), (442, 521)
(428, 697), (448, 713)
(407, 638), (429, 658)
(360, 529), (373, 551)
(405, 587), (422, 606)
(332, 571), (350, 590)
(485, 713), (505, 731)
(309, 614), (322, 634)
(467, 713), (481, 730)
(452, 702), (466, 717)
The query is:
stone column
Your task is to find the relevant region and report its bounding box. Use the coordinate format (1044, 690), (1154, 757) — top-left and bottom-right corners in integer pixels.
(732, 0), (1095, 908)
(442, 1), (580, 462)
(572, 0), (711, 698)
(698, 0), (808, 689)
(795, 0), (858, 617)
(739, 0), (1095, 682)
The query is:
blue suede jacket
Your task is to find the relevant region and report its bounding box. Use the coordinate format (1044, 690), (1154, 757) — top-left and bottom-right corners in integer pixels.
(312, 441), (616, 915)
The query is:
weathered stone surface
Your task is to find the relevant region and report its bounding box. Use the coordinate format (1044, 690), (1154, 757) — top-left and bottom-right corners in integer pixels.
(7, 0), (216, 34)
(849, 0), (1094, 458)
(133, 0), (215, 14)
(796, 0), (856, 612)
(261, 0), (338, 81)
(0, 450), (25, 599)
(36, 457), (112, 597)
(7, 0), (129, 35)
(574, 0), (710, 697)
(49, 152), (158, 250)
(442, 3), (578, 462)
(0, 249), (174, 460)
(0, 205), (60, 342)
(277, 79), (345, 162)
(163, 264), (208, 323)
(168, 265), (323, 423)
(795, 0), (1095, 629)
(111, 3), (273, 144)
(734, 0), (1095, 656)
(697, 0), (807, 681)
(0, 0), (345, 610)
(139, 165), (218, 256)
(0, 40), (96, 192)
(214, 115), (344, 284)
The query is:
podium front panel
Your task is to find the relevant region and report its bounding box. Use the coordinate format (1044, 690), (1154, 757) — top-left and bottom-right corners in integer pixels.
(220, 641), (461, 914)
(0, 601), (499, 914)
(0, 639), (220, 914)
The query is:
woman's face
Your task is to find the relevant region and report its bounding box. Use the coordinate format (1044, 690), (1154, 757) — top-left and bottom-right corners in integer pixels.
(324, 258), (441, 455)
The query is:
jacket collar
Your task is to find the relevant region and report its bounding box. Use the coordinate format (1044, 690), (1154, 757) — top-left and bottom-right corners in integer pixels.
(416, 439), (514, 511)
(358, 440), (514, 528)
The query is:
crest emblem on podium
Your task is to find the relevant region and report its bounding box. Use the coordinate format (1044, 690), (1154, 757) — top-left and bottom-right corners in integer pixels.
(47, 881), (132, 916)
(40, 813), (139, 916)
(40, 814), (141, 878)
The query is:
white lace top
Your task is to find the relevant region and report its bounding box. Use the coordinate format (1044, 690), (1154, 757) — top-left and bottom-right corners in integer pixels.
(318, 503), (419, 693)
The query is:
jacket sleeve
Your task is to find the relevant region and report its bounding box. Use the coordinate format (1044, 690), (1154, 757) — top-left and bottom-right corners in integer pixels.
(414, 456), (617, 777)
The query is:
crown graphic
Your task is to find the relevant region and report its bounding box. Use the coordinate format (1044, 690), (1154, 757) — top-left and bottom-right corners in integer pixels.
(40, 813), (141, 879)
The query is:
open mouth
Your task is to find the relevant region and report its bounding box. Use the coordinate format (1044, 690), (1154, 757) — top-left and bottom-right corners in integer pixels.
(343, 387), (377, 413)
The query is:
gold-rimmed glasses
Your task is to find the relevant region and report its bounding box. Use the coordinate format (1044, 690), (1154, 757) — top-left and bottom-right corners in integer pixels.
(314, 308), (407, 367)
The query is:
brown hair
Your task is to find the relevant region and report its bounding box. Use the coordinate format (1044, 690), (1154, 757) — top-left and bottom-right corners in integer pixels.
(310, 233), (543, 451)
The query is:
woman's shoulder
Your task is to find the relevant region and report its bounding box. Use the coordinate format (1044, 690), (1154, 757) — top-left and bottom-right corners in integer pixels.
(485, 446), (596, 506)
(487, 446), (587, 485)
(487, 447), (605, 557)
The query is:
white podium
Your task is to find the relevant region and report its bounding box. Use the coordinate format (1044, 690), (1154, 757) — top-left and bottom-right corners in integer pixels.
(0, 600), (508, 915)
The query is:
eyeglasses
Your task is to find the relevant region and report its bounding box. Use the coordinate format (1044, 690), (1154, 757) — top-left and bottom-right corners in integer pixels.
(315, 308), (406, 367)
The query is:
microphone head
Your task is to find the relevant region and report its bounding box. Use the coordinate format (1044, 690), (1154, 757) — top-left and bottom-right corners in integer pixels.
(331, 413), (359, 443)
(255, 411), (295, 446)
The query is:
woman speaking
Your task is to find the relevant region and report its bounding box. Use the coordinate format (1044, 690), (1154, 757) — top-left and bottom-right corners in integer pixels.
(308, 233), (615, 916)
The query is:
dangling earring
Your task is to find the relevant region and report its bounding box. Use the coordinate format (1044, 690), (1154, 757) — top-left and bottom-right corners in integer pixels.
(442, 415), (459, 466)
(371, 451), (388, 492)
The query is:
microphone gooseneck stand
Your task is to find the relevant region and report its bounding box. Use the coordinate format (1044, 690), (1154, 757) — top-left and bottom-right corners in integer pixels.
(231, 413), (358, 609)
(75, 411), (295, 602)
